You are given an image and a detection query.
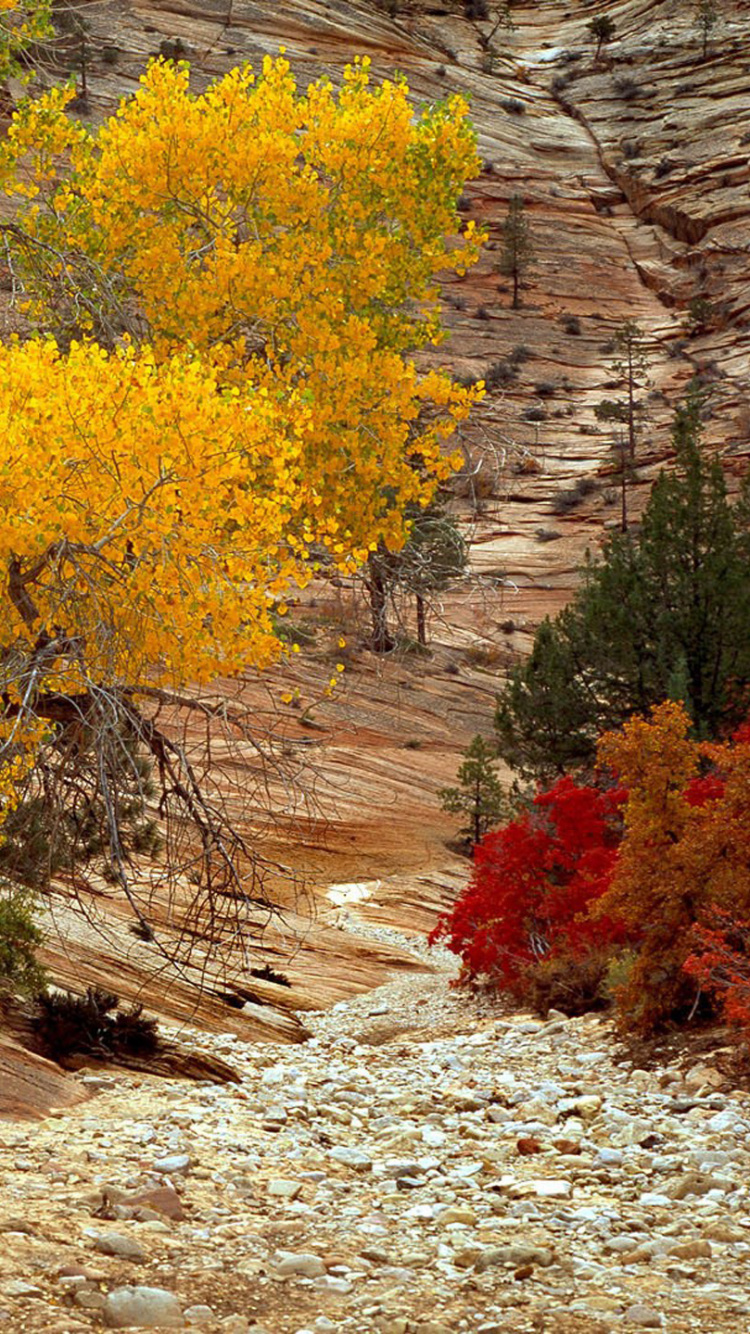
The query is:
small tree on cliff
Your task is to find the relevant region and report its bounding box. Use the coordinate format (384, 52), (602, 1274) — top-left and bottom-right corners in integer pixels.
(364, 501), (468, 651)
(498, 194), (534, 310)
(438, 734), (509, 847)
(694, 0), (718, 59)
(586, 14), (616, 60)
(595, 320), (651, 530)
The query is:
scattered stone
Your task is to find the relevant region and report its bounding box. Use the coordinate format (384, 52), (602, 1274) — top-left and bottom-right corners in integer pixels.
(268, 1177), (304, 1200)
(624, 1304), (662, 1327)
(152, 1153), (192, 1176)
(103, 1285), (184, 1328)
(271, 1252), (327, 1279)
(89, 1231), (147, 1262)
(184, 1304), (215, 1324)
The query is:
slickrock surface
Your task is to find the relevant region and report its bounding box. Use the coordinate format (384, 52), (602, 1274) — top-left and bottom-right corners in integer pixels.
(1, 925), (749, 1334)
(0, 0), (748, 1036)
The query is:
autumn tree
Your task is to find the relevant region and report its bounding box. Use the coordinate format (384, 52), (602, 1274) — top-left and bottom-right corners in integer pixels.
(431, 775), (625, 1004)
(438, 733), (508, 847)
(496, 389), (750, 781)
(0, 0), (51, 84)
(596, 701), (750, 1032)
(0, 58), (484, 971)
(498, 194), (533, 310)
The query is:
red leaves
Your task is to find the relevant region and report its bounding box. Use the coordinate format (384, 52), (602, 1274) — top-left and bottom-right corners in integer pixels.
(685, 911), (750, 1033)
(430, 777), (626, 993)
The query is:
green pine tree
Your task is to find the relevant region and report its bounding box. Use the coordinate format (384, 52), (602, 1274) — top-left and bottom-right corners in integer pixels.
(498, 194), (534, 310)
(495, 385), (750, 780)
(438, 734), (509, 847)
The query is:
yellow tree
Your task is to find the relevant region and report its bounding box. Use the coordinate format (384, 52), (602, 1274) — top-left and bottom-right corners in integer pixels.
(0, 0), (51, 85)
(1, 55), (483, 557)
(0, 56), (484, 967)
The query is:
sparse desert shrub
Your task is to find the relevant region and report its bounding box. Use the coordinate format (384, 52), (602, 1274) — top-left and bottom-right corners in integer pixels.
(249, 963), (291, 987)
(464, 642), (507, 668)
(685, 295), (714, 331)
(550, 476), (598, 513)
(500, 97), (525, 115)
(560, 314), (582, 335)
(464, 0), (489, 18)
(614, 76), (643, 101)
(523, 406), (547, 423)
(535, 528), (563, 543)
(508, 343), (532, 367)
(654, 157), (675, 179)
(534, 380), (557, 398)
(485, 360), (516, 390)
(510, 453), (541, 475)
(526, 948), (613, 1017)
(33, 987), (160, 1062)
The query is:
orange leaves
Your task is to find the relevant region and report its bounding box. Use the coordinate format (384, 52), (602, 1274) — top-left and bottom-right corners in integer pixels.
(596, 702), (750, 1031)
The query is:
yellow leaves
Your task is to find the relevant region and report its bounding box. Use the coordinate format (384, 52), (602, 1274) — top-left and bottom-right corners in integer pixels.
(0, 53), (485, 690)
(0, 338), (320, 684)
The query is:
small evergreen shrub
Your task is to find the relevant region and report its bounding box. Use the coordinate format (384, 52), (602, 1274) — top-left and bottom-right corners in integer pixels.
(0, 887), (46, 997)
(33, 987), (160, 1062)
(560, 314), (582, 335)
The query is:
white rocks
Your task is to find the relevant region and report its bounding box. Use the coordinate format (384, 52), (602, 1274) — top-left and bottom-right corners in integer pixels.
(2, 939), (750, 1334)
(624, 1303), (662, 1327)
(329, 1144), (373, 1171)
(267, 1177), (303, 1199)
(183, 1304), (215, 1324)
(103, 1285), (184, 1328)
(511, 1178), (572, 1198)
(152, 1153), (192, 1175)
(271, 1251), (327, 1279)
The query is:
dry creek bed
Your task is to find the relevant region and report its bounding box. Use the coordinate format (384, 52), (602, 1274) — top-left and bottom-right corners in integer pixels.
(1, 926), (749, 1334)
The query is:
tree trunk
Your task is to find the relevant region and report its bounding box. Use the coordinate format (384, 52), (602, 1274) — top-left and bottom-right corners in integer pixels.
(512, 266), (520, 310)
(366, 553), (394, 653)
(416, 593), (427, 647)
(627, 346), (636, 459)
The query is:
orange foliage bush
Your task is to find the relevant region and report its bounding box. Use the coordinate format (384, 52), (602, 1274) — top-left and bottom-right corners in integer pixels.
(597, 701), (750, 1032)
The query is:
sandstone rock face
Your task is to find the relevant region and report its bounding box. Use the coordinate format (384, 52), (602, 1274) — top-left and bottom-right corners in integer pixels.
(0, 1036), (89, 1120)
(0, 1), (747, 1057)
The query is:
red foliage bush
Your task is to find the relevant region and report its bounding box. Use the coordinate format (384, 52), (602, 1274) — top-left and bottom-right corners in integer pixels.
(430, 776), (626, 997)
(684, 911), (750, 1037)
